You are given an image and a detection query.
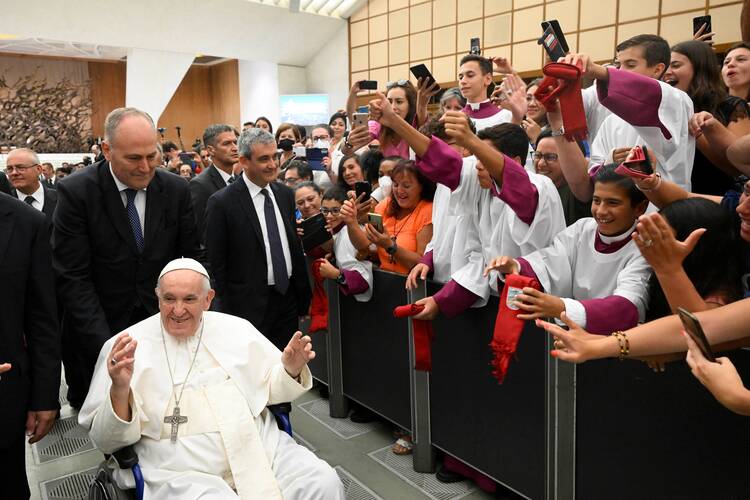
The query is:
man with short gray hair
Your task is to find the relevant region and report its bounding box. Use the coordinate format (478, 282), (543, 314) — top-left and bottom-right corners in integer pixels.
(206, 127), (311, 349)
(4, 148), (57, 223)
(53, 106), (203, 409)
(189, 124), (239, 243)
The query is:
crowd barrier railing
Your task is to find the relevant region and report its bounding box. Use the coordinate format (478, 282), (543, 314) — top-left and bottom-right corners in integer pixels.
(300, 268), (750, 500)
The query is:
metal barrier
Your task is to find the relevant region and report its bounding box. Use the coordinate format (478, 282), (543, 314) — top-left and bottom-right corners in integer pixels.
(309, 268), (750, 499)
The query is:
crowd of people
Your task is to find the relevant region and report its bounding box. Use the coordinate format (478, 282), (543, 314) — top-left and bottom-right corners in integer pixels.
(2, 24), (750, 499)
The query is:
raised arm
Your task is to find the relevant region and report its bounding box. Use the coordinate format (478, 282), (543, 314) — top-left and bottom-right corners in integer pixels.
(727, 134), (750, 172)
(546, 100), (594, 201)
(692, 111), (750, 176)
(369, 91), (431, 156)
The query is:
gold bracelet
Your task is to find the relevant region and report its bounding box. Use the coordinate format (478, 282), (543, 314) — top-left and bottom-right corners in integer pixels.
(610, 331), (630, 361)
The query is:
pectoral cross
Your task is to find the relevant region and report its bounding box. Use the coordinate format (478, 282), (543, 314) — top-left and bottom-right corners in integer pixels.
(164, 406), (188, 443)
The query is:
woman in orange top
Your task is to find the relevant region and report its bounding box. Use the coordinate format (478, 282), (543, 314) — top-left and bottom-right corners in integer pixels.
(343, 159), (435, 274)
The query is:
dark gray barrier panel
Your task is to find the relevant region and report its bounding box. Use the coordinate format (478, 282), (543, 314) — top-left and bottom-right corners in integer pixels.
(576, 350), (750, 499)
(339, 270), (412, 431)
(427, 282), (547, 500)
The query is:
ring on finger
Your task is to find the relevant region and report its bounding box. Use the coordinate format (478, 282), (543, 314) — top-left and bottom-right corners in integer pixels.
(643, 239), (653, 247)
(110, 357), (117, 365)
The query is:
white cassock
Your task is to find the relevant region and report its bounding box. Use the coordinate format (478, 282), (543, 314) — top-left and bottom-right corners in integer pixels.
(582, 85), (612, 145)
(520, 218), (652, 333)
(424, 183), (465, 283)
(450, 156), (567, 300)
(333, 226), (373, 301)
(79, 312), (345, 500)
(587, 68), (695, 191)
(462, 101), (513, 132)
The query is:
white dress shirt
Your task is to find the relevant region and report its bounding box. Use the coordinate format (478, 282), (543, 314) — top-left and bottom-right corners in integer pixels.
(242, 173), (293, 286)
(110, 166), (146, 234)
(16, 183), (45, 212)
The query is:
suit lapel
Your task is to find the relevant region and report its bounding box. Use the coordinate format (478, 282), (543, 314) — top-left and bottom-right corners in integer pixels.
(234, 179), (265, 247)
(98, 163), (139, 255)
(0, 197), (15, 263)
(41, 185), (56, 218)
(209, 165), (226, 191)
(144, 174), (165, 252)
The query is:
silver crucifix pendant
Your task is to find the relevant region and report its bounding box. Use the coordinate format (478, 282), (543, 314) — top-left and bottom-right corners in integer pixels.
(164, 406), (188, 443)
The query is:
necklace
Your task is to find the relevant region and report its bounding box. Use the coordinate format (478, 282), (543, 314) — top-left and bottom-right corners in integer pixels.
(388, 202), (419, 263)
(161, 320), (204, 443)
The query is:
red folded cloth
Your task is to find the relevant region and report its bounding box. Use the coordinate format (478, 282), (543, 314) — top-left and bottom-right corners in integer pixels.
(489, 274), (542, 384)
(393, 304), (434, 371)
(534, 62), (588, 142)
(309, 259), (329, 333)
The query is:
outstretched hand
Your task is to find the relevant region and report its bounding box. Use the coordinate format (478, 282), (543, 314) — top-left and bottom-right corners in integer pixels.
(406, 262), (430, 290)
(495, 74), (527, 123)
(441, 111), (476, 148)
(484, 256), (519, 277)
(282, 331), (315, 379)
(633, 213), (705, 274)
(369, 92), (398, 128)
(535, 313), (603, 363)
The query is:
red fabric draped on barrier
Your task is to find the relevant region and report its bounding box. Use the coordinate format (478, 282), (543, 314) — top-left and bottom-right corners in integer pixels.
(393, 304), (434, 371)
(534, 62), (587, 142)
(309, 259), (329, 333)
(490, 274), (542, 383)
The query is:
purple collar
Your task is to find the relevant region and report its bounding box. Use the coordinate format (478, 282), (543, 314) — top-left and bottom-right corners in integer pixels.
(594, 221), (637, 254)
(463, 100), (501, 119)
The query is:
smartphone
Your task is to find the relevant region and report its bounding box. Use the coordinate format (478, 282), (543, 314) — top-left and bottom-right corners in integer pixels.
(300, 212), (332, 252)
(293, 146), (306, 158)
(470, 37), (481, 55)
(541, 20), (569, 53)
(677, 307), (716, 362)
(359, 80), (378, 90)
(538, 24), (567, 62)
(410, 64), (440, 90)
(306, 147), (328, 171)
(352, 112), (369, 128)
(178, 152), (195, 168)
(355, 181), (371, 200)
(367, 212), (384, 232)
(693, 15), (712, 36)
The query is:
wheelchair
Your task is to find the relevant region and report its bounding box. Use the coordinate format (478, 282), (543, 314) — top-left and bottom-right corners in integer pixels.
(88, 404), (294, 500)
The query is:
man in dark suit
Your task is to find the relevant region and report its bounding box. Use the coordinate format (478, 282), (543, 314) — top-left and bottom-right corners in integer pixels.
(206, 127), (311, 349)
(0, 170), (11, 195)
(0, 193), (61, 499)
(5, 148), (57, 223)
(41, 162), (56, 189)
(189, 124), (238, 243)
(53, 107), (203, 408)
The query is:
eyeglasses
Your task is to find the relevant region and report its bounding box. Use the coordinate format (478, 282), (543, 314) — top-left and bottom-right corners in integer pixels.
(533, 152), (559, 162)
(386, 79), (409, 88)
(320, 207), (341, 215)
(312, 135), (330, 142)
(4, 163), (39, 173)
(285, 177), (299, 185)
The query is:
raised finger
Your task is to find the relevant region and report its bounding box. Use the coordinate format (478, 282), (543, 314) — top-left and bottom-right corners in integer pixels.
(518, 312), (543, 321)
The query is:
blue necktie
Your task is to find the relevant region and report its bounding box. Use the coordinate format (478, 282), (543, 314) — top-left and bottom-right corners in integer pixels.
(260, 188), (289, 294)
(124, 189), (145, 253)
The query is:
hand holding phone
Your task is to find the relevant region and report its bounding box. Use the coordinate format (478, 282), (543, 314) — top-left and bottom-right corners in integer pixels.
(352, 113), (369, 128)
(410, 64), (440, 91)
(355, 181), (372, 200)
(678, 307), (716, 362)
(367, 212), (384, 233)
(359, 80), (378, 90)
(693, 15), (712, 39)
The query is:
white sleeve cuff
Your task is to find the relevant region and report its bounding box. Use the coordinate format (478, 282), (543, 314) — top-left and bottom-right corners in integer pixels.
(560, 298), (587, 328)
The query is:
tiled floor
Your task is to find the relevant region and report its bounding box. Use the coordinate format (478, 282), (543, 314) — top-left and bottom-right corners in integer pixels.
(26, 382), (496, 500)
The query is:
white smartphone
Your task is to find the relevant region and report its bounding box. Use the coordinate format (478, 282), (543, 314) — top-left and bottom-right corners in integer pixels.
(353, 112), (369, 128)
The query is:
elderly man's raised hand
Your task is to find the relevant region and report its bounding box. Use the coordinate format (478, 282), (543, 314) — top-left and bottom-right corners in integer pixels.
(108, 333), (137, 390)
(441, 111), (476, 148)
(282, 331), (315, 379)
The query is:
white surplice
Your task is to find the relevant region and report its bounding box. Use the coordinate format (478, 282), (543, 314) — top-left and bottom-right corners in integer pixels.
(333, 226), (373, 301)
(450, 156), (567, 300)
(521, 218), (652, 327)
(79, 312), (344, 500)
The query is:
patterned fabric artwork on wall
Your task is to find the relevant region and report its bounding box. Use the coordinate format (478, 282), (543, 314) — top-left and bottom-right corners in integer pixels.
(0, 57), (92, 153)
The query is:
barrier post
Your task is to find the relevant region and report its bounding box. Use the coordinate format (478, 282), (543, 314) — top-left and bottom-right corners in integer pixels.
(325, 279), (349, 418)
(408, 281), (436, 473)
(545, 331), (576, 500)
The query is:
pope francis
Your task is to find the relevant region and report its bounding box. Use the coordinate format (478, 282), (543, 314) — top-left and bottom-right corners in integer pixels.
(79, 258), (344, 499)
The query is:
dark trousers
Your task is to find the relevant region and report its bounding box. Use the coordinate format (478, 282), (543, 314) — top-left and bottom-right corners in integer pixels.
(258, 286), (299, 351)
(1, 435), (30, 499)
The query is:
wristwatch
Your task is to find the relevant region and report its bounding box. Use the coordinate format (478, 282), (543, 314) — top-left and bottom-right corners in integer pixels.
(386, 242), (398, 256)
(336, 272), (347, 285)
(551, 126), (565, 137)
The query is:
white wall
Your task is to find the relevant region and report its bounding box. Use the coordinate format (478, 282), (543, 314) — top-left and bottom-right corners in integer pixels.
(0, 0), (344, 67)
(126, 48), (194, 123)
(238, 60), (280, 127)
(278, 65), (308, 96)
(305, 25), (350, 116)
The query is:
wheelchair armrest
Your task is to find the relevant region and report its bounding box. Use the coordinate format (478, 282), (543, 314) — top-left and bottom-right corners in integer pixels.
(112, 445), (139, 469)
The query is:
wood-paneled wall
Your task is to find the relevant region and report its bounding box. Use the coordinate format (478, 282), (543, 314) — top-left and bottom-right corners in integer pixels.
(158, 60), (241, 149)
(89, 61), (126, 139)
